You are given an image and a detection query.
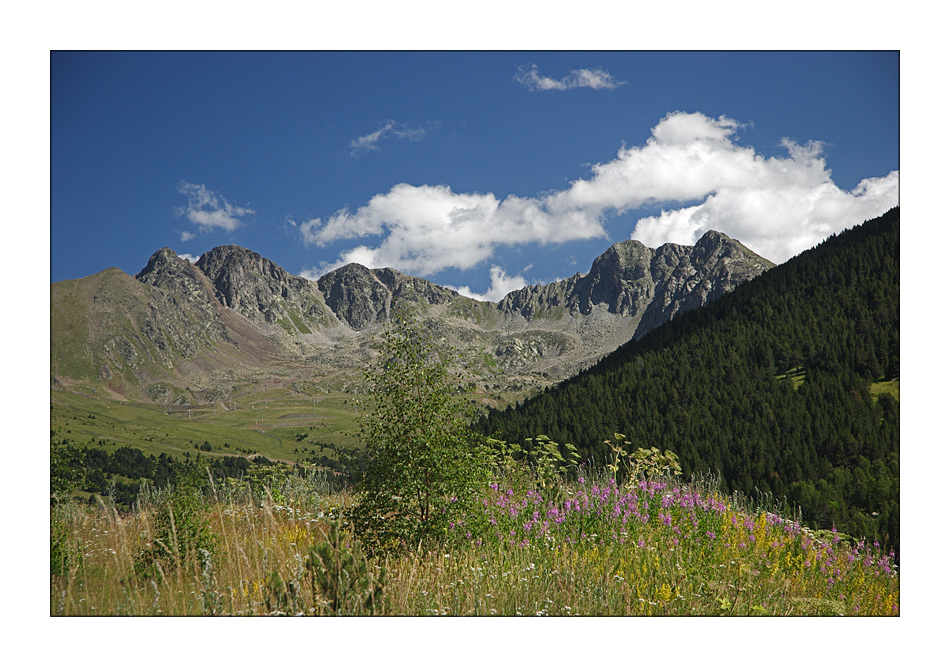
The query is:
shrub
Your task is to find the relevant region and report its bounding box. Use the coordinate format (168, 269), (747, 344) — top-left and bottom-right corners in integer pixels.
(50, 515), (83, 577)
(348, 310), (492, 554)
(491, 434), (579, 504)
(307, 521), (387, 615)
(606, 433), (682, 486)
(135, 479), (216, 579)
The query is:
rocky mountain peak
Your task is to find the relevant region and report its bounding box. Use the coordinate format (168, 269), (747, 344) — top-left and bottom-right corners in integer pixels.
(499, 232), (773, 333)
(371, 267), (459, 307)
(632, 232), (773, 337)
(316, 264), (392, 331)
(196, 245), (302, 308)
(134, 248), (210, 301)
(579, 239), (656, 315)
(187, 245), (332, 333)
(136, 248), (193, 284)
(314, 264), (465, 332)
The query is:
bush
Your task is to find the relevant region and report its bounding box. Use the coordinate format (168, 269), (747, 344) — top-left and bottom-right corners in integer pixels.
(348, 310), (492, 554)
(135, 479), (216, 578)
(50, 515), (82, 577)
(307, 521), (387, 615)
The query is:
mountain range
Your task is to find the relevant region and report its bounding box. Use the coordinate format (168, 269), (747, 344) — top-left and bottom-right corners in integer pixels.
(50, 231), (774, 406)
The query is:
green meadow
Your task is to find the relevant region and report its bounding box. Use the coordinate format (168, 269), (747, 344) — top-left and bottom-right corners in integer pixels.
(51, 385), (365, 470)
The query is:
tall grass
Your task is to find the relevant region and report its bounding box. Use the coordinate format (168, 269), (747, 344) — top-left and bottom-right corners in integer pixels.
(51, 467), (898, 616)
(51, 469), (347, 616)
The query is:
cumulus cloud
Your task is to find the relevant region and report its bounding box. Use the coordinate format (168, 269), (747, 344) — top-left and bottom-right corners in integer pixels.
(548, 112), (897, 262)
(179, 230), (196, 242)
(175, 182), (254, 233)
(631, 171), (899, 262)
(299, 182), (609, 277)
(350, 120), (434, 156)
(608, 116), (900, 262)
(448, 265), (528, 302)
(515, 63), (625, 91)
(177, 252), (199, 263)
(300, 111), (899, 279)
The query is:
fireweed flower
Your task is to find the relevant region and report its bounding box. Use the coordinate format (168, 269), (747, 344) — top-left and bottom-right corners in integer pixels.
(463, 479), (896, 615)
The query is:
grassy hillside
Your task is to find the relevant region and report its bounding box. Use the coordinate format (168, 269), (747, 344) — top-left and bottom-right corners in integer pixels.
(478, 208), (900, 553)
(50, 268), (147, 382)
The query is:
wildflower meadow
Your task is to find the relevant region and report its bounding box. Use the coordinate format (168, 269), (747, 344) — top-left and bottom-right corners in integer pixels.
(50, 465), (898, 617)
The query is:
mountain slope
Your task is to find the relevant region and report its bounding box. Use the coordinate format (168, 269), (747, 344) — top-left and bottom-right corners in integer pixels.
(51, 255), (285, 402)
(478, 207), (900, 551)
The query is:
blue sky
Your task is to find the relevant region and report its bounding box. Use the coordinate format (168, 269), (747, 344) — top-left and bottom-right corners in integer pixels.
(51, 51), (899, 300)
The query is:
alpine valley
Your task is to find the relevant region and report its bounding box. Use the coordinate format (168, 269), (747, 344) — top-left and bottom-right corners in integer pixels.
(50, 209), (901, 594)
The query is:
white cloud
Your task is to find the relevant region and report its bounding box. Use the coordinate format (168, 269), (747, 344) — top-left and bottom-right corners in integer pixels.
(448, 265), (528, 302)
(175, 182), (254, 233)
(177, 253), (199, 263)
(350, 120), (434, 157)
(299, 182), (609, 277)
(616, 116), (900, 262)
(180, 230), (195, 242)
(515, 63), (625, 91)
(630, 172), (900, 262)
(300, 111), (899, 280)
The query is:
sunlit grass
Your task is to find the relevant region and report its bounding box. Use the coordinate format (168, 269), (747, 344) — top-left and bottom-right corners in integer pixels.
(869, 378), (900, 403)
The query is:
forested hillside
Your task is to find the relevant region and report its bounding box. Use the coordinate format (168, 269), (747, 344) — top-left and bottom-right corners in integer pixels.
(478, 208), (899, 553)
